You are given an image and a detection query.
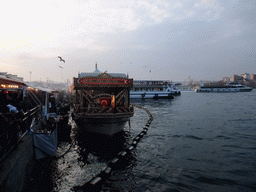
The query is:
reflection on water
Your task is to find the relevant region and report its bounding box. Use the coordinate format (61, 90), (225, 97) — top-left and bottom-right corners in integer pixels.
(26, 118), (140, 192)
(54, 121), (140, 191)
(75, 130), (131, 162)
(26, 91), (256, 191)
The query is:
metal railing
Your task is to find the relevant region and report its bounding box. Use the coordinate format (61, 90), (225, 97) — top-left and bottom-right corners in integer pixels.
(0, 105), (41, 163)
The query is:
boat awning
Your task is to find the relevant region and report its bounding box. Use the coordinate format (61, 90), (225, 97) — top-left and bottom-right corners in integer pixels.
(0, 75), (27, 86)
(27, 84), (58, 93)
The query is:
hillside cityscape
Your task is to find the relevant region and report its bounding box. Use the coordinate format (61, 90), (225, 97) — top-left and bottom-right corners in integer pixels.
(1, 72), (256, 92)
(180, 73), (256, 90)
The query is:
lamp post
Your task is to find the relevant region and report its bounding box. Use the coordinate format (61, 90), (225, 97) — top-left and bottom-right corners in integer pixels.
(29, 71), (32, 82)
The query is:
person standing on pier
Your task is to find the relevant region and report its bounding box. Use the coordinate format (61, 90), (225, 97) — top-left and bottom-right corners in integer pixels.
(49, 95), (56, 112)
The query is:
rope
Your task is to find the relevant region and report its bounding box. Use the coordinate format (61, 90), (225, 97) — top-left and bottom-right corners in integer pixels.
(55, 140), (75, 159)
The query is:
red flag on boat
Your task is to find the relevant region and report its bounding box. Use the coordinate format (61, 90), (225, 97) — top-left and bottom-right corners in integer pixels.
(99, 98), (110, 107)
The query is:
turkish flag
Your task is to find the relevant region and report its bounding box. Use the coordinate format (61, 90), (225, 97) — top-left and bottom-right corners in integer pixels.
(99, 98), (110, 108)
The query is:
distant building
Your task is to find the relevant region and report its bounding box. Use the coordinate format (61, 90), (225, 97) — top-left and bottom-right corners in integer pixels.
(0, 72), (7, 76)
(230, 74), (243, 83)
(250, 74), (256, 81)
(0, 72), (24, 82)
(222, 77), (230, 83)
(241, 73), (250, 80)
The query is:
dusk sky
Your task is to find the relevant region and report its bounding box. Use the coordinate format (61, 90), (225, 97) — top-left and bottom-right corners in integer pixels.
(0, 0), (255, 83)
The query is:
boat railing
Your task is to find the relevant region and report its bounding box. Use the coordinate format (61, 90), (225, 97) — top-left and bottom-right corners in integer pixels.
(0, 105), (41, 162)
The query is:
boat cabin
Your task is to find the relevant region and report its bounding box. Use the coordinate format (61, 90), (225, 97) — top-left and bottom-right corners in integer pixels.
(73, 69), (133, 114)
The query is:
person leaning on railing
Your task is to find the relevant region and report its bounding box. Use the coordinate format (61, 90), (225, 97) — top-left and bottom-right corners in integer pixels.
(0, 113), (10, 157)
(0, 110), (20, 155)
(18, 96), (33, 113)
(4, 100), (23, 140)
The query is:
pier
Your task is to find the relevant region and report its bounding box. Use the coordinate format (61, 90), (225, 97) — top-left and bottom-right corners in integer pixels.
(0, 74), (71, 192)
(0, 106), (41, 192)
(0, 134), (34, 192)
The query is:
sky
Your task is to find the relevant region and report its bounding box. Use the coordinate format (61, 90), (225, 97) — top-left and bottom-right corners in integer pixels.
(0, 0), (255, 83)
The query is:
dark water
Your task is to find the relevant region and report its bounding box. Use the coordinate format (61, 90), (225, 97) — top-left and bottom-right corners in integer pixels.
(26, 90), (256, 191)
(113, 90), (256, 192)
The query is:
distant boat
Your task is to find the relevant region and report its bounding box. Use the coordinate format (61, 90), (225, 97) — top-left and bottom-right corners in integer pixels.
(195, 83), (253, 92)
(130, 80), (180, 99)
(71, 64), (134, 136)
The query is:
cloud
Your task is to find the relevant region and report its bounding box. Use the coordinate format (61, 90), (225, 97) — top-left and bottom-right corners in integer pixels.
(0, 0), (225, 55)
(0, 61), (18, 71)
(1, 0), (255, 82)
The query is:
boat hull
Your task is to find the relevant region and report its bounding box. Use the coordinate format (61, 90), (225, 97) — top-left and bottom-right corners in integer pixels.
(72, 112), (133, 136)
(130, 91), (175, 99)
(195, 88), (253, 92)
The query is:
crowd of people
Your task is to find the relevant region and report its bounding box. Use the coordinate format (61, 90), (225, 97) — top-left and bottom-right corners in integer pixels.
(0, 89), (71, 158)
(0, 91), (33, 116)
(0, 91), (34, 158)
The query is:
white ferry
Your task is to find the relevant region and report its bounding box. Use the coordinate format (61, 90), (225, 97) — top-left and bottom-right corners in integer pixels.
(195, 83), (253, 92)
(130, 80), (181, 99)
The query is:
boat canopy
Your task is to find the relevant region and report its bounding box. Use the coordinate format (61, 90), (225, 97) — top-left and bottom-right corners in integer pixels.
(0, 75), (27, 86)
(26, 84), (58, 93)
(80, 72), (126, 78)
(79, 63), (127, 78)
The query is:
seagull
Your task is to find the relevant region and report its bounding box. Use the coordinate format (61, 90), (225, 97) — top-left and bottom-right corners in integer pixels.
(149, 70), (151, 73)
(58, 56), (65, 63)
(59, 66), (64, 69)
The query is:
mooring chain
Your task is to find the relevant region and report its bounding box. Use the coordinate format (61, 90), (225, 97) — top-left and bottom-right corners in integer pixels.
(71, 103), (153, 191)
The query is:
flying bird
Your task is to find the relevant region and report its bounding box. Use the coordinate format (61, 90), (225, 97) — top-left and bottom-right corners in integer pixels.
(59, 66), (64, 69)
(58, 56), (65, 63)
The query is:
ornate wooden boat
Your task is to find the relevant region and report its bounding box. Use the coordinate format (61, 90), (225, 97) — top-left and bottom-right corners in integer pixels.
(72, 65), (134, 136)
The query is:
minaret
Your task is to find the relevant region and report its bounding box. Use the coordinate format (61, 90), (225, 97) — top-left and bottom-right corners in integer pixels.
(93, 62), (101, 73)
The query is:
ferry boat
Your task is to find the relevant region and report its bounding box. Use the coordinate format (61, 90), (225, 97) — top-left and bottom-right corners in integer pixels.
(71, 64), (134, 136)
(130, 80), (181, 99)
(195, 83), (253, 92)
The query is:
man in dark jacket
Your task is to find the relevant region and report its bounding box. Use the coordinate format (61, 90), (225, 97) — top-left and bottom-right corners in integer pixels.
(19, 96), (33, 112)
